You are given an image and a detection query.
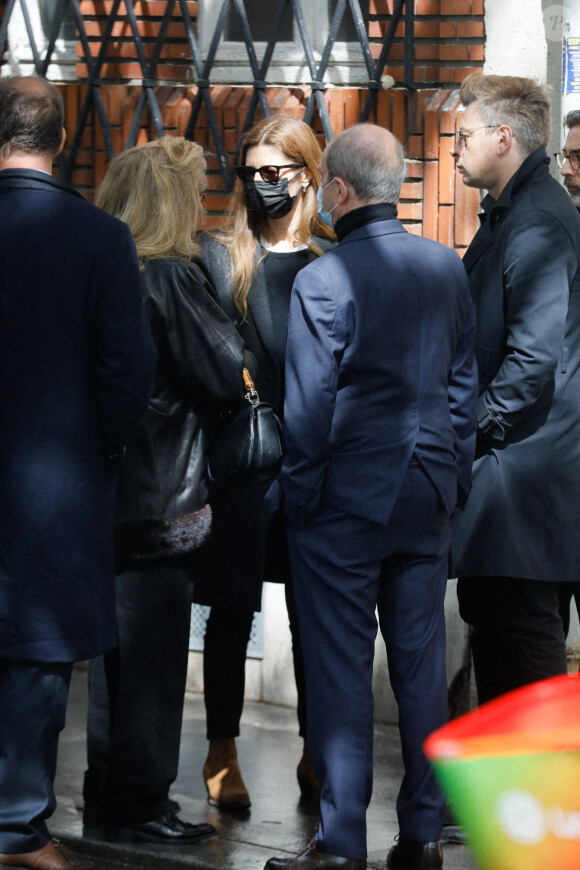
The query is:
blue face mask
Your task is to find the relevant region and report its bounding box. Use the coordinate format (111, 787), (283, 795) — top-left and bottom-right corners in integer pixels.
(317, 178), (337, 227)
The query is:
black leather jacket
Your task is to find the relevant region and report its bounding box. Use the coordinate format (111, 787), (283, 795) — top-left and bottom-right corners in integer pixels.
(114, 257), (246, 565)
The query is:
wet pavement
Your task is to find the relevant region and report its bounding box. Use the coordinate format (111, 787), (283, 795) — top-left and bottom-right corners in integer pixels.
(52, 665), (478, 870)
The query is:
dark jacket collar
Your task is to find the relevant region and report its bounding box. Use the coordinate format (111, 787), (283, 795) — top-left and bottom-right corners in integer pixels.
(334, 203), (398, 242)
(480, 146), (550, 219)
(463, 148), (551, 274)
(0, 167), (82, 199)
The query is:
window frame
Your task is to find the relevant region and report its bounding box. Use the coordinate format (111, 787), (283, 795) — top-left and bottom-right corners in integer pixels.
(4, 0), (77, 81)
(197, 0), (372, 86)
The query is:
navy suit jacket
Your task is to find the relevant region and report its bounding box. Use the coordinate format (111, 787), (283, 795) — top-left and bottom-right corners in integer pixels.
(0, 169), (156, 662)
(280, 216), (477, 527)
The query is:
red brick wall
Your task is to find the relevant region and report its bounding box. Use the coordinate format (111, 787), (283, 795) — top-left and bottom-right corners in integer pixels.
(0, 1), (483, 249)
(76, 1), (199, 81)
(371, 0), (484, 87)
(56, 82), (479, 248)
(76, 0), (484, 89)
(421, 88), (480, 255)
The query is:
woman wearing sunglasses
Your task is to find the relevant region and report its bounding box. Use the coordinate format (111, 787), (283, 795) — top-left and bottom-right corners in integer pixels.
(197, 116), (335, 810)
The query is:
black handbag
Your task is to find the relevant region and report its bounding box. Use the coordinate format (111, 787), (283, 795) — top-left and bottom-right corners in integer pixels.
(207, 368), (284, 487)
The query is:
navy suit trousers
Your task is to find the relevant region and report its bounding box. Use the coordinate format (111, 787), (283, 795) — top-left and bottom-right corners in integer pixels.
(287, 462), (449, 859)
(0, 659), (72, 853)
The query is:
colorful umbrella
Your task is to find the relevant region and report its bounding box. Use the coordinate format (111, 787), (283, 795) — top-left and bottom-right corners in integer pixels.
(424, 674), (580, 870)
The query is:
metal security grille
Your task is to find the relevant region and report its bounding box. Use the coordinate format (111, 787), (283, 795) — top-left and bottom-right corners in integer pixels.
(0, 0), (423, 186)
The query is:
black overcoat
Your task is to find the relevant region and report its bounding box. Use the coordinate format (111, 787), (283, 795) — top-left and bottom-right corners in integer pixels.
(0, 169), (156, 662)
(451, 149), (580, 583)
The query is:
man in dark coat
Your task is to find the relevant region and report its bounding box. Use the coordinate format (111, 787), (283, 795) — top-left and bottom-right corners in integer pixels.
(264, 124), (478, 870)
(554, 108), (580, 635)
(557, 108), (580, 212)
(0, 76), (156, 869)
(450, 74), (580, 704)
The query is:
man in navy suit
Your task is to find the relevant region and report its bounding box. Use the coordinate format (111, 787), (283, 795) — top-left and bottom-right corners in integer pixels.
(0, 76), (156, 870)
(264, 124), (478, 870)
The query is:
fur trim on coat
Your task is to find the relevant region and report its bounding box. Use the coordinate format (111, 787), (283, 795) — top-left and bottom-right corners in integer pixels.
(114, 504), (212, 572)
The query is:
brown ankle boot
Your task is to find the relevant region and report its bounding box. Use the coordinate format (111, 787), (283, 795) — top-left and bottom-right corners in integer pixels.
(296, 745), (321, 803)
(203, 738), (251, 810)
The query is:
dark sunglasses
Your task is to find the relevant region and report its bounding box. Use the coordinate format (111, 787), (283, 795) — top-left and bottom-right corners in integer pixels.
(235, 163), (304, 184)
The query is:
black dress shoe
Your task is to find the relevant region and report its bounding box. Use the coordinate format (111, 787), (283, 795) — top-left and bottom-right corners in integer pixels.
(387, 837), (443, 870)
(105, 809), (216, 844)
(441, 823), (467, 844)
(84, 797), (182, 830)
(264, 840), (366, 869)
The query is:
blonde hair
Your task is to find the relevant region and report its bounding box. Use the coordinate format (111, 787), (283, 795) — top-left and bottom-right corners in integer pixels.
(96, 136), (206, 266)
(460, 73), (552, 155)
(213, 116), (335, 318)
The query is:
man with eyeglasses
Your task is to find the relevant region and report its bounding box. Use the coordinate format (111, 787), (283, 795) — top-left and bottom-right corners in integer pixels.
(555, 108), (580, 209)
(450, 74), (580, 708)
(554, 109), (580, 641)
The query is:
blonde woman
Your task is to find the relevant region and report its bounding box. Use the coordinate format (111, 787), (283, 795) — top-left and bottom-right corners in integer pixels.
(83, 136), (248, 843)
(197, 116), (335, 810)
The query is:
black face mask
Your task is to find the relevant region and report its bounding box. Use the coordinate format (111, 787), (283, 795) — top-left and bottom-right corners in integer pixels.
(245, 177), (298, 219)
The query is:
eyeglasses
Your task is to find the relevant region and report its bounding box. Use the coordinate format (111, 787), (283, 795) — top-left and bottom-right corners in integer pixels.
(455, 125), (498, 149)
(235, 164), (304, 184)
(554, 151), (580, 170)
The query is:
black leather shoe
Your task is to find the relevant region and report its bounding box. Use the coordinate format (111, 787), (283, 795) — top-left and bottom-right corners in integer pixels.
(386, 837), (443, 870)
(84, 797), (182, 830)
(441, 823), (467, 844)
(105, 810), (216, 844)
(264, 840), (366, 869)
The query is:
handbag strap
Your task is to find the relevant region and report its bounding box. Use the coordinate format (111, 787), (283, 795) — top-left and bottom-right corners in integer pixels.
(243, 368), (260, 404)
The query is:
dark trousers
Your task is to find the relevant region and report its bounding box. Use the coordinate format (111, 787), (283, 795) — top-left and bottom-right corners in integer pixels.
(288, 463), (449, 859)
(0, 659), (72, 853)
(203, 573), (307, 741)
(203, 604), (255, 740)
(457, 575), (567, 705)
(84, 561), (193, 825)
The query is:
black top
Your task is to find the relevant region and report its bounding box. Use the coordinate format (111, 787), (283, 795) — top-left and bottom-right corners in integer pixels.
(334, 202), (398, 242)
(199, 233), (336, 413)
(261, 247), (315, 377)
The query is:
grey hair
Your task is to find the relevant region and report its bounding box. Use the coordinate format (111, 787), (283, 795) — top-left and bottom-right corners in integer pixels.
(324, 124), (406, 205)
(564, 109), (580, 131)
(460, 73), (551, 155)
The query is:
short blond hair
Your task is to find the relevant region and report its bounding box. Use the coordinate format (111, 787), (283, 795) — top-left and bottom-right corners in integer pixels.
(460, 73), (552, 155)
(96, 136), (206, 265)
